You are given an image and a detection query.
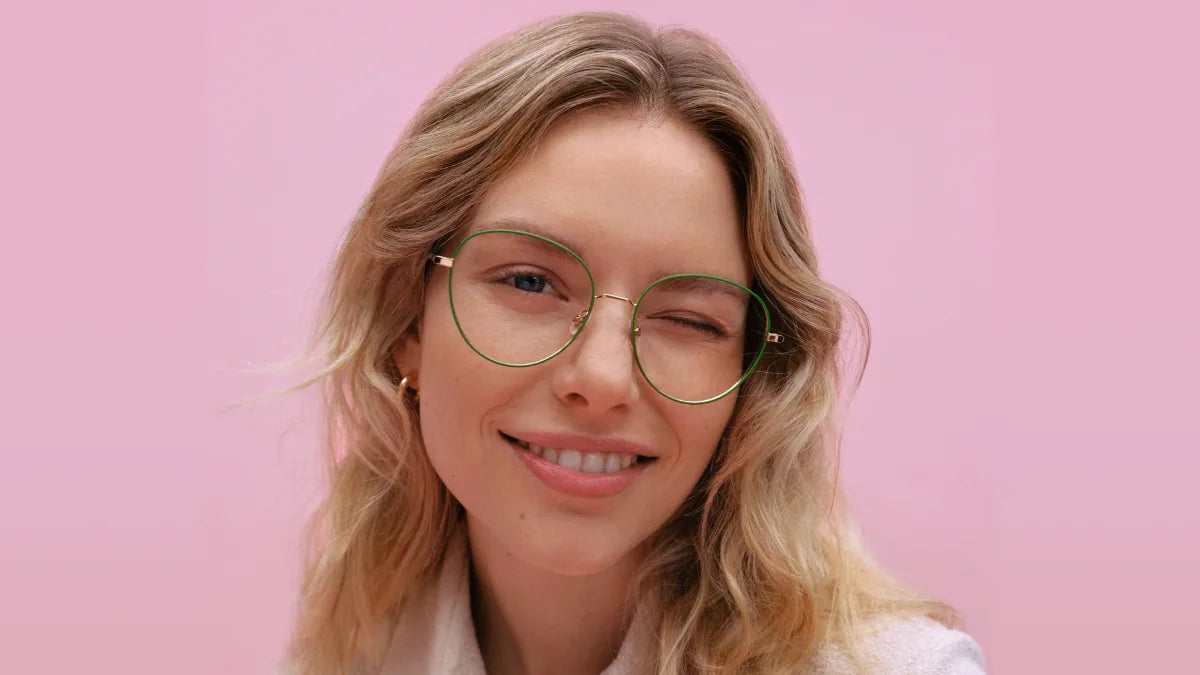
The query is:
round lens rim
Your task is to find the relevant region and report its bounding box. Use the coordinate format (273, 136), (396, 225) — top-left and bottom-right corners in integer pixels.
(446, 229), (597, 368)
(631, 273), (773, 405)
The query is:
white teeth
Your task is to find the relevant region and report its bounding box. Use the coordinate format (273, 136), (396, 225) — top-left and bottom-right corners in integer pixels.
(513, 438), (637, 475)
(581, 452), (606, 474)
(557, 450), (583, 472)
(605, 454), (622, 473)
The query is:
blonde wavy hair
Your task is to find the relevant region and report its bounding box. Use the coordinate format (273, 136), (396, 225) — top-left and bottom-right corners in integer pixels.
(284, 11), (958, 675)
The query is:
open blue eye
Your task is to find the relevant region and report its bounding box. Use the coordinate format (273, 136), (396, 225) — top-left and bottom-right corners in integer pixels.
(510, 274), (549, 293)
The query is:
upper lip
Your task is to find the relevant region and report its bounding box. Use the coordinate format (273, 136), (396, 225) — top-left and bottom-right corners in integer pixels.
(502, 430), (657, 458)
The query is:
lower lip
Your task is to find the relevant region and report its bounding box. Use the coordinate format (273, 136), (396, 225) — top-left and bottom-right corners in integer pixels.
(506, 437), (649, 498)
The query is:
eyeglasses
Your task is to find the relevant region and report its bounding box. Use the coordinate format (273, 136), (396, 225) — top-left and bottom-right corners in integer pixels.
(429, 229), (784, 405)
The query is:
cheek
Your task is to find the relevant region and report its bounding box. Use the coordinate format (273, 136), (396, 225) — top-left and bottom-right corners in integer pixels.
(415, 303), (483, 475)
(416, 360), (508, 512)
(670, 400), (737, 478)
(414, 304), (528, 486)
(687, 398), (736, 446)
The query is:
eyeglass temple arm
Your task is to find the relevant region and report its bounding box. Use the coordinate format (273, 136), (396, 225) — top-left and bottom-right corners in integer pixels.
(430, 255), (453, 268)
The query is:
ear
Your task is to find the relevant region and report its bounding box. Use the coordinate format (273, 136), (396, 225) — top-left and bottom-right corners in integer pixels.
(392, 322), (423, 379)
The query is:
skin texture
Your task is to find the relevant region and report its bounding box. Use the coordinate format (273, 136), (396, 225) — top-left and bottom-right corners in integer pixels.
(395, 109), (746, 675)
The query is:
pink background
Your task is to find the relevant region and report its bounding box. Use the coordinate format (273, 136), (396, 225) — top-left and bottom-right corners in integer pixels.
(3, 1), (1196, 673)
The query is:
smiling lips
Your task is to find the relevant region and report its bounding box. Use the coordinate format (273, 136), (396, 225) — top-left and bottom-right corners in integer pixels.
(500, 430), (655, 498)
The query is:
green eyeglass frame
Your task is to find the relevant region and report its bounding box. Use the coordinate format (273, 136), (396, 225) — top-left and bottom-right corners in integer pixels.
(429, 229), (785, 405)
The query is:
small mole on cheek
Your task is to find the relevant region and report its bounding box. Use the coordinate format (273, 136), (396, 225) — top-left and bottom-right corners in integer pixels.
(519, 512), (526, 520)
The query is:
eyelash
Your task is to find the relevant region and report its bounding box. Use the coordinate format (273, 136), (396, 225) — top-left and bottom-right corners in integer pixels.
(495, 270), (557, 295)
(659, 315), (726, 338)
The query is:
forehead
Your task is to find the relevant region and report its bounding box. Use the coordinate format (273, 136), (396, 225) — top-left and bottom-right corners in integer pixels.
(466, 109), (749, 285)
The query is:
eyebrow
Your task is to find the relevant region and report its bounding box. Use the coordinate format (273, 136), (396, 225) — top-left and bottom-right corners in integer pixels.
(651, 275), (751, 304)
(468, 218), (589, 260)
(467, 217), (748, 286)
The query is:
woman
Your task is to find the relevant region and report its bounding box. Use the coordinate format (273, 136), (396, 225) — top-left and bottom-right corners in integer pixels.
(282, 11), (985, 675)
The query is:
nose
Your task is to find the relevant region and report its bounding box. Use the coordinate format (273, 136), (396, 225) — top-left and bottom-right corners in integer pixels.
(549, 294), (641, 413)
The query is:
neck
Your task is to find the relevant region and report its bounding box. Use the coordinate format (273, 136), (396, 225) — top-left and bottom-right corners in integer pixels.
(466, 518), (644, 675)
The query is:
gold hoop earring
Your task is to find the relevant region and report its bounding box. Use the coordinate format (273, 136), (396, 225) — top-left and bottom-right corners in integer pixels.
(399, 373), (420, 405)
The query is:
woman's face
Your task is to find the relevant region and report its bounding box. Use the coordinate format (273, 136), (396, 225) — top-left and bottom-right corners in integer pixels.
(404, 109), (748, 575)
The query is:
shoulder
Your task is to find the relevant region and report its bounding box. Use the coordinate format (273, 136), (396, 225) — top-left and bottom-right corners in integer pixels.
(810, 616), (986, 674)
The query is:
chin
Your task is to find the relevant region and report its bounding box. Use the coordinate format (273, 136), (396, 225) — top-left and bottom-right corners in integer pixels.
(521, 527), (644, 577)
